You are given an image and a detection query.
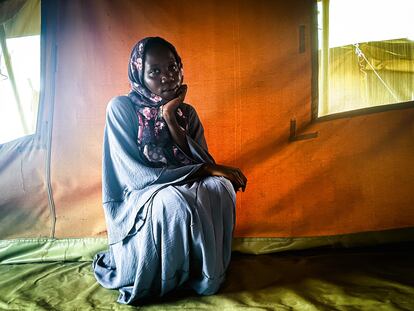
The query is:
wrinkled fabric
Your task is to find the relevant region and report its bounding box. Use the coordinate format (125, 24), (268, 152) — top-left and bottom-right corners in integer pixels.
(94, 176), (235, 304)
(2, 243), (414, 310)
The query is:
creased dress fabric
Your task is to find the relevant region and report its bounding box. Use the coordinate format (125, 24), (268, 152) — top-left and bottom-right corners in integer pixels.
(93, 96), (236, 304)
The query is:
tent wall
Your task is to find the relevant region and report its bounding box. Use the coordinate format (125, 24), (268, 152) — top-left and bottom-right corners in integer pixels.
(1, 0), (413, 247)
(0, 136), (49, 238)
(0, 0), (56, 239)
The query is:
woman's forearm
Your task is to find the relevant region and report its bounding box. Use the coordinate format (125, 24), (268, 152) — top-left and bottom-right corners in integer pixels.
(163, 111), (192, 156)
(192, 163), (247, 192)
(190, 163), (213, 179)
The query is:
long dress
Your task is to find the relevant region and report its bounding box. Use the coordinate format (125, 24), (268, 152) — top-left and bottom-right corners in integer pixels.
(92, 96), (236, 304)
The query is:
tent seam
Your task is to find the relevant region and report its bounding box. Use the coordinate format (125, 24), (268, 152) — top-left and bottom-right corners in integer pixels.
(42, 1), (58, 239)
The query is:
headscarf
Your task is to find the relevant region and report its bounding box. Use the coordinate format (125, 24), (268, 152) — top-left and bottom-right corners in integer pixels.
(128, 37), (184, 107)
(127, 37), (189, 166)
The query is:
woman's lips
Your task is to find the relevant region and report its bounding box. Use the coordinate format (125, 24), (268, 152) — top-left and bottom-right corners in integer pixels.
(162, 85), (179, 93)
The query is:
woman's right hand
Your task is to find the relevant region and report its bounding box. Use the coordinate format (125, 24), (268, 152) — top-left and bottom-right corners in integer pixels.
(205, 164), (247, 192)
(162, 85), (187, 118)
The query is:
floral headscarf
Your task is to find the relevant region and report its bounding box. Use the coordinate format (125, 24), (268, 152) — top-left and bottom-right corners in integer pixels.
(127, 37), (190, 166)
(128, 36), (184, 108)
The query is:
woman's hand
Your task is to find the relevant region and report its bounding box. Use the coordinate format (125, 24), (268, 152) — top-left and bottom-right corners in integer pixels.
(162, 84), (187, 118)
(205, 164), (247, 192)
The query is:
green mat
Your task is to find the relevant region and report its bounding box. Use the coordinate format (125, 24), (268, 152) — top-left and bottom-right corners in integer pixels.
(1, 244), (414, 310)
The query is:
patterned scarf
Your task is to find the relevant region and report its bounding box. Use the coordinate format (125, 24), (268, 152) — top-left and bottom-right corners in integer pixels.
(127, 37), (191, 166)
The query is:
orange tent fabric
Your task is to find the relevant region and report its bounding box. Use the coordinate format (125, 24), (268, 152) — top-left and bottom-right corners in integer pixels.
(1, 0), (413, 244)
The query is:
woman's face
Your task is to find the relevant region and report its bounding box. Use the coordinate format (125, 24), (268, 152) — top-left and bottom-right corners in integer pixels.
(143, 44), (182, 101)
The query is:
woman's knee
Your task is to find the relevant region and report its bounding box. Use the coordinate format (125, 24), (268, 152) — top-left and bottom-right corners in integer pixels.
(151, 187), (190, 222)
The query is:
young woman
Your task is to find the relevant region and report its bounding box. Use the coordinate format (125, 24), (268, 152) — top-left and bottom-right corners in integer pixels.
(93, 36), (247, 305)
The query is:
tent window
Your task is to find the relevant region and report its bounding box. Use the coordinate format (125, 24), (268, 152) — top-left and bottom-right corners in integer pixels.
(0, 0), (41, 144)
(317, 0), (414, 117)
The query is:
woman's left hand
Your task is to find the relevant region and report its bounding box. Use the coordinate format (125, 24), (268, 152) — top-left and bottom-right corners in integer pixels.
(205, 164), (248, 192)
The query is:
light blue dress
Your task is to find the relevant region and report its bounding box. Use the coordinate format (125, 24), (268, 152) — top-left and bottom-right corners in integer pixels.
(92, 96), (236, 304)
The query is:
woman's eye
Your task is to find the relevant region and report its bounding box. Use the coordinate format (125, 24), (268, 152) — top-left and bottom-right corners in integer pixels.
(149, 69), (160, 76)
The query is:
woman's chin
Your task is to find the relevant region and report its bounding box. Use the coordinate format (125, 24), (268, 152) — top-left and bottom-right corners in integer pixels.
(162, 92), (178, 101)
